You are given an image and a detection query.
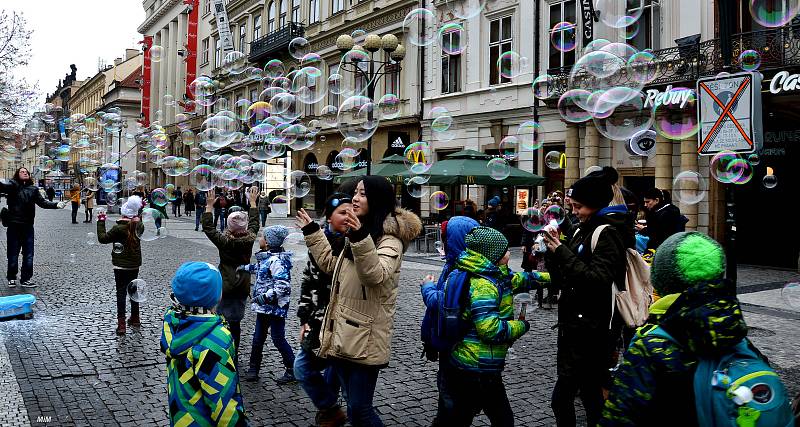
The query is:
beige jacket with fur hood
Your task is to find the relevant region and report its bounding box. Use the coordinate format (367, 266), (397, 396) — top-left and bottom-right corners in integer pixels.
(304, 207), (422, 366)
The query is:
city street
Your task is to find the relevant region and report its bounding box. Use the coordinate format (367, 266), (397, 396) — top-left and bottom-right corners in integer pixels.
(1, 208), (799, 427)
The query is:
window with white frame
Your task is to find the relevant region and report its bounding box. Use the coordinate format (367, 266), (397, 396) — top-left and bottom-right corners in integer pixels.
(239, 20), (247, 51)
(441, 28), (462, 93)
(309, 0), (319, 23)
(385, 62), (400, 97)
(268, 2), (276, 31)
(548, 0), (577, 71)
(280, 0), (288, 26)
(201, 38), (210, 64)
(627, 0), (660, 51)
(292, 0), (301, 22)
(253, 15), (262, 40)
(215, 38), (222, 68)
(332, 0), (344, 14)
(489, 15), (513, 85)
(355, 61), (368, 94)
(329, 64), (340, 107)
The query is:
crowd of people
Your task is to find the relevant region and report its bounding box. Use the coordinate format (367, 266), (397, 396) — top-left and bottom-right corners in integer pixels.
(3, 165), (800, 426)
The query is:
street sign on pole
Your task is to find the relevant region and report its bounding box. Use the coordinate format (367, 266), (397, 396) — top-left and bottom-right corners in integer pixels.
(696, 72), (763, 155)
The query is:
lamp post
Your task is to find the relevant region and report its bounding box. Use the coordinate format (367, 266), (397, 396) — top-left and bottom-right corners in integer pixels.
(336, 33), (406, 175)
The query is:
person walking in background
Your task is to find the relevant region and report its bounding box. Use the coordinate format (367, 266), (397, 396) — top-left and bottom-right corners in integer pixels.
(213, 191), (229, 232)
(485, 195), (501, 231)
(183, 188), (195, 217)
(202, 186), (260, 362)
(83, 189), (95, 223)
(45, 185), (55, 202)
(257, 190), (271, 227)
(97, 196), (145, 335)
(171, 186), (183, 217)
(296, 176), (422, 426)
(161, 261), (247, 426)
(637, 188), (687, 251)
(240, 225), (296, 384)
(69, 183), (81, 224)
(1, 167), (64, 288)
(193, 188), (206, 232)
(543, 167), (627, 427)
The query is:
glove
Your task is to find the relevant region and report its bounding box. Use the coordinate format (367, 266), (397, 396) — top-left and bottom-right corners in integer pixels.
(97, 213), (107, 221)
(57, 201), (67, 209)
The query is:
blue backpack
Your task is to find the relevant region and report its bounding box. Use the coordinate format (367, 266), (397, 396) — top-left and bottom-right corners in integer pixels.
(649, 327), (794, 427)
(421, 270), (497, 361)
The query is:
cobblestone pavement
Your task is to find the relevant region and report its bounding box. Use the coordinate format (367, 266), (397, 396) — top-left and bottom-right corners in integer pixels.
(0, 208), (798, 426)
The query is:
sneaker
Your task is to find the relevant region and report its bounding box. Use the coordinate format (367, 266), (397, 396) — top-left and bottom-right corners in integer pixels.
(243, 369), (259, 382)
(20, 281), (37, 289)
(275, 369), (297, 385)
(7, 280), (16, 288)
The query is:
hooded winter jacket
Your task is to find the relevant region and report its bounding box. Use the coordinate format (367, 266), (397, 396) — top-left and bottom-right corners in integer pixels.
(302, 208), (422, 366)
(202, 208), (259, 299)
(0, 179), (59, 225)
(96, 218), (145, 269)
(549, 205), (627, 378)
(160, 309), (247, 426)
(243, 249), (292, 317)
(645, 202), (686, 250)
(601, 280), (748, 426)
(297, 227), (342, 353)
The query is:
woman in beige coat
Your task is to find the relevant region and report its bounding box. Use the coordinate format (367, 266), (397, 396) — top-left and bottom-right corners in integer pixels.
(296, 176), (421, 427)
(83, 190), (95, 223)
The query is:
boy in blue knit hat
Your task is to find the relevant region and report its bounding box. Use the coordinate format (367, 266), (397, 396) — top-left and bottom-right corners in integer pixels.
(160, 261), (246, 426)
(239, 225), (296, 384)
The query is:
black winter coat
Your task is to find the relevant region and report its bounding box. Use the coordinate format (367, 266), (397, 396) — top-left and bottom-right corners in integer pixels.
(0, 179), (60, 225)
(645, 203), (686, 250)
(549, 211), (627, 378)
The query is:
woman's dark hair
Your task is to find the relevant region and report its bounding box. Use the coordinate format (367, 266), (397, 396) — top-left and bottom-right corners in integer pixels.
(336, 178), (359, 197)
(358, 176), (396, 243)
(13, 167), (32, 185)
(643, 187), (672, 205)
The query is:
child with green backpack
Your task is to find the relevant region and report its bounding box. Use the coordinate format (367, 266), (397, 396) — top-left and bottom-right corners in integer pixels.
(601, 232), (794, 427)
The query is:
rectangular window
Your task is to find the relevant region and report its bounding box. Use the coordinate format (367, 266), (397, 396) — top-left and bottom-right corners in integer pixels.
(441, 29), (462, 94)
(239, 22), (247, 51)
(215, 38), (222, 68)
(385, 62), (400, 97)
(329, 64), (340, 107)
(489, 16), (513, 85)
(201, 38), (210, 64)
(250, 89), (258, 103)
(309, 0), (319, 23)
(332, 0), (344, 14)
(292, 0), (301, 23)
(548, 1), (577, 71)
(355, 61), (368, 94)
(253, 15), (262, 40)
(627, 0), (660, 51)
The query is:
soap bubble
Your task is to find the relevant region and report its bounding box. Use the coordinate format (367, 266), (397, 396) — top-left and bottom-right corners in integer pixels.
(513, 292), (535, 319)
(317, 165), (333, 181)
(557, 89), (592, 123)
(150, 188), (168, 206)
(128, 279), (148, 303)
(265, 59), (286, 78)
(288, 37), (310, 60)
(438, 23), (467, 55)
(287, 171), (311, 199)
(521, 207), (546, 232)
(84, 177), (99, 192)
(488, 157), (511, 180)
(271, 195), (289, 216)
(430, 191), (449, 211)
(738, 50), (761, 71)
(139, 208), (164, 242)
(439, 0), (487, 19)
(545, 151), (563, 170)
(654, 87), (699, 140)
(498, 51), (522, 79)
(543, 204), (566, 225)
(517, 121), (544, 150)
(627, 51), (658, 84)
(532, 74), (555, 100)
(377, 94), (401, 120)
(550, 22), (577, 52)
(499, 136), (520, 161)
(747, 153), (761, 166)
(403, 8), (438, 47)
(710, 151), (747, 184)
(762, 174), (778, 189)
(781, 282), (800, 309)
(406, 176), (430, 199)
(87, 232), (96, 245)
(593, 89), (654, 141)
(672, 171), (707, 205)
(150, 45), (163, 62)
(749, 0), (800, 28)
(404, 141), (434, 174)
(337, 96), (379, 143)
(594, 0), (644, 28)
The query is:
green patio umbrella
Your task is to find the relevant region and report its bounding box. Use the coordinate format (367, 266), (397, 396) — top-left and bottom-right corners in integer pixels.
(420, 150), (546, 186)
(333, 155), (412, 184)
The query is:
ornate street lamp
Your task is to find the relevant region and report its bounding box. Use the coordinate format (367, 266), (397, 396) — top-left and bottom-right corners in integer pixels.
(336, 33), (405, 175)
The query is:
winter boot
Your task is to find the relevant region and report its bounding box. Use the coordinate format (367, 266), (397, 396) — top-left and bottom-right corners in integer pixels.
(127, 313), (141, 327)
(275, 369), (297, 385)
(243, 369), (260, 382)
(116, 317), (126, 335)
(315, 405), (347, 427)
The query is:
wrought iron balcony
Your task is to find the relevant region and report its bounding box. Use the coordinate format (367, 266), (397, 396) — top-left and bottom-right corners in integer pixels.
(249, 22), (305, 63)
(547, 23), (800, 98)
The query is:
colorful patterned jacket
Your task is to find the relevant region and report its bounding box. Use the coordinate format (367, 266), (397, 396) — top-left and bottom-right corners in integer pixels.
(161, 308), (247, 426)
(601, 281), (748, 426)
(447, 249), (534, 373)
(242, 249), (292, 317)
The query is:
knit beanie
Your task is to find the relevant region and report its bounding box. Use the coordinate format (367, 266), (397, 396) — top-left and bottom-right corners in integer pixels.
(263, 225), (289, 248)
(323, 192), (352, 219)
(488, 196), (500, 207)
(567, 166), (618, 209)
(226, 211), (249, 237)
(650, 232), (726, 296)
(465, 226), (508, 264)
(171, 262), (223, 308)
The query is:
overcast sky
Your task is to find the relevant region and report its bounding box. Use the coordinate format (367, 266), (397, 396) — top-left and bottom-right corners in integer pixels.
(4, 1), (145, 101)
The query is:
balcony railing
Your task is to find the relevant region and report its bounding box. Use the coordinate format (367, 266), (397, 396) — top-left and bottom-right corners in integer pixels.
(249, 22), (305, 63)
(547, 23), (800, 98)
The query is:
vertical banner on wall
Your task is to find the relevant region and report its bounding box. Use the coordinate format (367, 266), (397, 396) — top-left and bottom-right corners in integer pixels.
(139, 35), (153, 127)
(211, 0), (235, 52)
(184, 0), (199, 112)
(580, 0), (595, 47)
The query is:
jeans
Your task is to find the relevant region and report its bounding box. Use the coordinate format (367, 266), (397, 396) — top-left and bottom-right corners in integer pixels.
(437, 362), (514, 426)
(71, 201), (79, 223)
(214, 208), (226, 231)
(6, 224), (35, 282)
(171, 202), (181, 216)
(195, 207), (205, 229)
(113, 269), (139, 319)
(330, 359), (383, 427)
(259, 209), (269, 227)
(294, 347), (341, 410)
(551, 374), (604, 427)
(249, 314), (295, 372)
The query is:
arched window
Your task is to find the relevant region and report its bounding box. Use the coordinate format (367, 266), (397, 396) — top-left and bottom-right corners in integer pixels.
(279, 0), (288, 26)
(268, 1), (276, 32)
